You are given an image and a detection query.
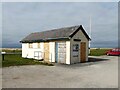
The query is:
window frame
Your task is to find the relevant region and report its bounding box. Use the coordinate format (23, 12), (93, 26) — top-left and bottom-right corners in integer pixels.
(38, 43), (41, 48)
(29, 43), (33, 48)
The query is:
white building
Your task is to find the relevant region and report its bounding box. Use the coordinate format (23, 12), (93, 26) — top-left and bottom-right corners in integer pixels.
(20, 25), (91, 64)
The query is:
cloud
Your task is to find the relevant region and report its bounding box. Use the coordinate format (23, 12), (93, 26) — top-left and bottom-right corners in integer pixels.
(1, 0), (119, 2)
(2, 2), (118, 48)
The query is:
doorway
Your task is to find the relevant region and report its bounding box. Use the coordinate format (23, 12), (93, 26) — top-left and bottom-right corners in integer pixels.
(44, 42), (49, 62)
(55, 42), (66, 63)
(80, 42), (86, 62)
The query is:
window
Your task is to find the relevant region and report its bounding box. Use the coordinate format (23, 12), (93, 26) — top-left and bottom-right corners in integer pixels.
(29, 43), (33, 48)
(38, 43), (40, 48)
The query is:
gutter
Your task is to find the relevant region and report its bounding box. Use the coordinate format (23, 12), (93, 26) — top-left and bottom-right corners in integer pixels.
(20, 37), (70, 43)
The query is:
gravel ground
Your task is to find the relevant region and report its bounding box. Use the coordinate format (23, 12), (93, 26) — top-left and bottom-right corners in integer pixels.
(0, 68), (2, 89)
(2, 56), (118, 88)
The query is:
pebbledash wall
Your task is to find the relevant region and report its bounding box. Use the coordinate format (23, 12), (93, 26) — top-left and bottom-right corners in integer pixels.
(22, 30), (89, 65)
(22, 41), (71, 64)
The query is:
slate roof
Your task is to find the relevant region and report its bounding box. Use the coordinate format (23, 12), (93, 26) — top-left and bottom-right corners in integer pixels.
(20, 25), (90, 43)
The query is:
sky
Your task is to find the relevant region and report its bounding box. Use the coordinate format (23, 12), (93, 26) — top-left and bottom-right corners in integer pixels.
(2, 2), (118, 48)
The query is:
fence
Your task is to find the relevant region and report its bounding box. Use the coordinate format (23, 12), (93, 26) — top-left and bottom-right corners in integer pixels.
(34, 51), (52, 62)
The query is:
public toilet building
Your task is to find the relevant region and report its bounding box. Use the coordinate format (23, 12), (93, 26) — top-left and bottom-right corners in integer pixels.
(20, 25), (91, 64)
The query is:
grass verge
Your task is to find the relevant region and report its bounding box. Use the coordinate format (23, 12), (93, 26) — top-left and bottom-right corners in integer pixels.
(2, 54), (54, 67)
(89, 48), (111, 56)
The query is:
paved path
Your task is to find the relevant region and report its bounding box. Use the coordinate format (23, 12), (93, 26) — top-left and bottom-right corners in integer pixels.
(2, 56), (118, 88)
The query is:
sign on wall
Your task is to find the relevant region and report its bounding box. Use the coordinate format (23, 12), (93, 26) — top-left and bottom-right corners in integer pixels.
(73, 44), (79, 57)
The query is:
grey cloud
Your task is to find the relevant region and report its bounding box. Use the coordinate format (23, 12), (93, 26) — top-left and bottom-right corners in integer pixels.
(2, 2), (118, 48)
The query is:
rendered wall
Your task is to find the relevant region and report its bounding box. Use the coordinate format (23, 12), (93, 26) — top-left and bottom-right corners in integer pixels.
(22, 43), (29, 58)
(49, 42), (55, 62)
(22, 41), (70, 64)
(22, 43), (44, 59)
(70, 30), (89, 64)
(66, 41), (70, 64)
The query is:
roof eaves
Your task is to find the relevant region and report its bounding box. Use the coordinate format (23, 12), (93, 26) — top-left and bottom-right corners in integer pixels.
(20, 37), (70, 43)
(80, 26), (91, 40)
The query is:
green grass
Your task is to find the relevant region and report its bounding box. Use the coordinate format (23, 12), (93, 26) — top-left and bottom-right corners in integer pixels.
(2, 54), (54, 67)
(89, 48), (111, 56)
(2, 49), (53, 67)
(0, 55), (2, 68)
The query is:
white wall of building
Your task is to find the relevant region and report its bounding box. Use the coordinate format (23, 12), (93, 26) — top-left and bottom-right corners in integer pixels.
(49, 42), (55, 62)
(22, 43), (29, 58)
(22, 42), (44, 59)
(66, 41), (70, 64)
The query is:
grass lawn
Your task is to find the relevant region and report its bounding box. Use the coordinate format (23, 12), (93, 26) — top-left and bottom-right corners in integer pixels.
(2, 54), (53, 67)
(89, 48), (111, 56)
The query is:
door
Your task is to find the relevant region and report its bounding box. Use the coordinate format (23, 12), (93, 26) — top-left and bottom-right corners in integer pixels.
(55, 42), (66, 63)
(44, 42), (49, 62)
(80, 42), (86, 63)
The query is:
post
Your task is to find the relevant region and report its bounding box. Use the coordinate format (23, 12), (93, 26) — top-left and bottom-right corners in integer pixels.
(89, 16), (92, 54)
(2, 54), (4, 61)
(1, 52), (6, 61)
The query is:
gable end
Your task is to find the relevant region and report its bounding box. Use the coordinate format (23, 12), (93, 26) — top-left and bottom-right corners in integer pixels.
(69, 25), (91, 40)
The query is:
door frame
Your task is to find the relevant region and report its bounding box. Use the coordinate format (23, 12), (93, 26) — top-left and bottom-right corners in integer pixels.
(55, 42), (66, 63)
(55, 42), (58, 63)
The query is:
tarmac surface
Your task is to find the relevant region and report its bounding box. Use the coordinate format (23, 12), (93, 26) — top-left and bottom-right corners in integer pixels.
(2, 56), (118, 88)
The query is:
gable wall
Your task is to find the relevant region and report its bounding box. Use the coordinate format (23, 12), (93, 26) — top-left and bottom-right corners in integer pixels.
(70, 29), (89, 64)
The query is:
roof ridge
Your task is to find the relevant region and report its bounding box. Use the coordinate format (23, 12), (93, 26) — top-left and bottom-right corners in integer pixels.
(32, 25), (81, 34)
